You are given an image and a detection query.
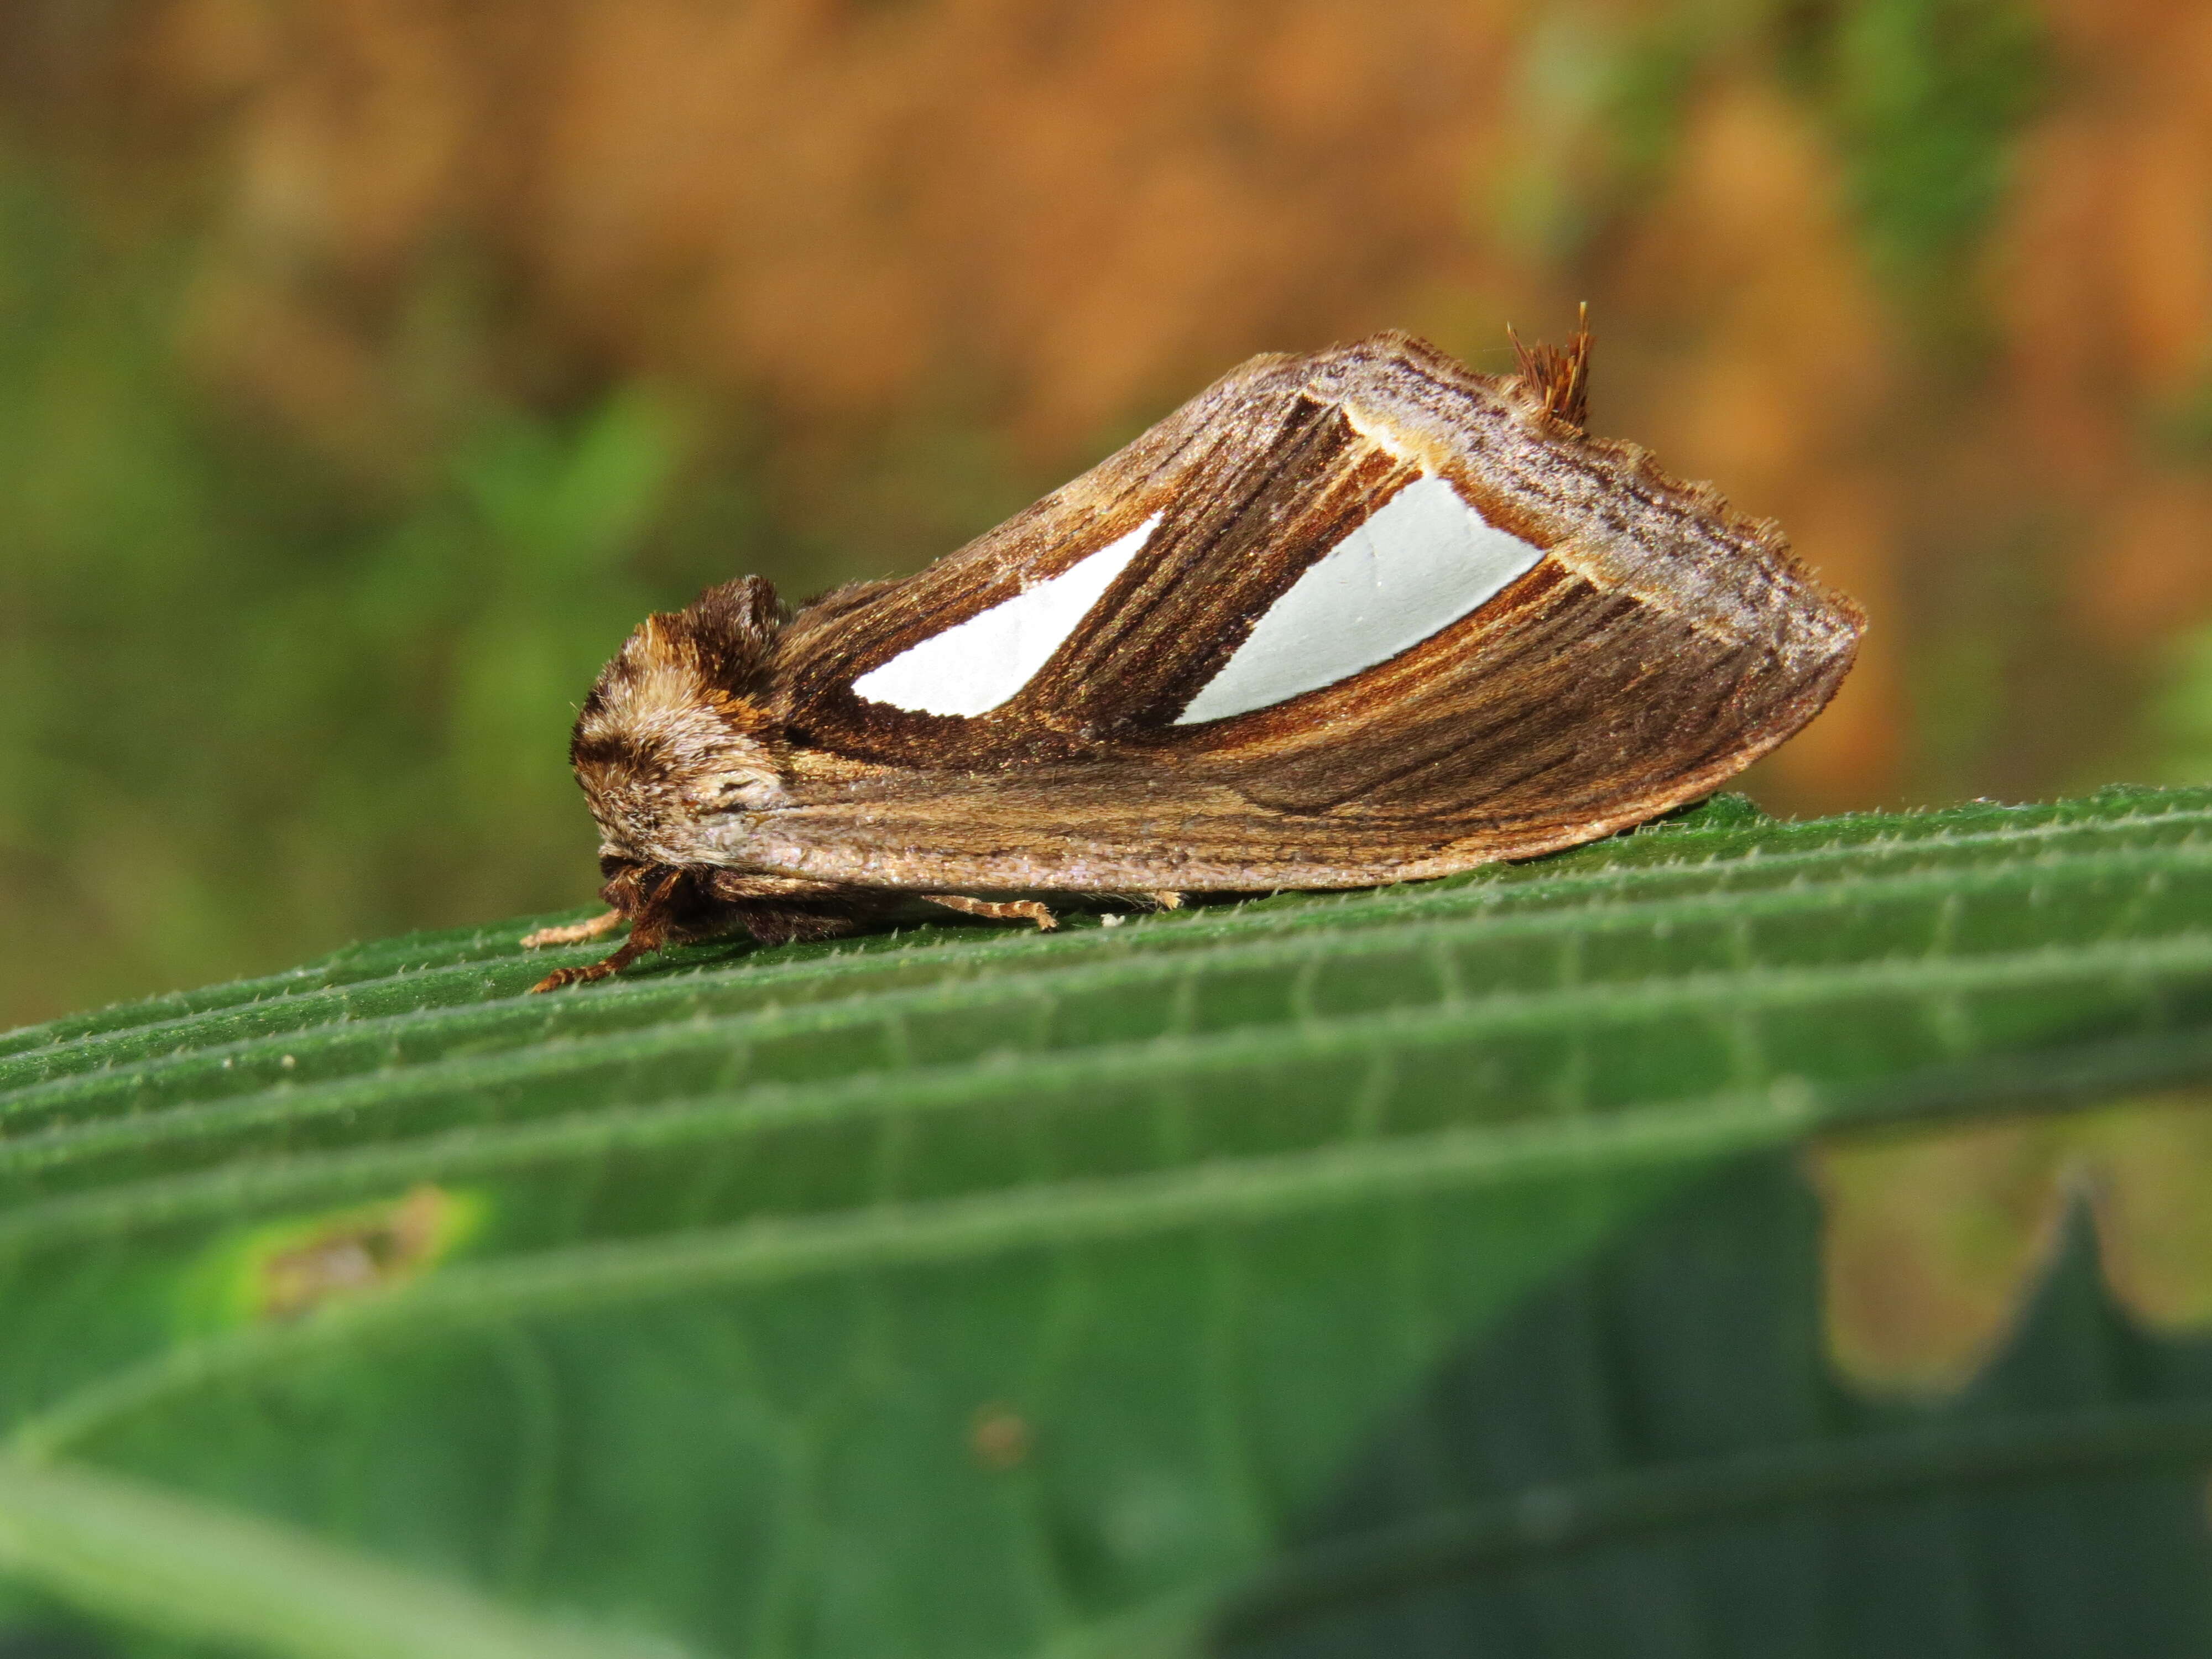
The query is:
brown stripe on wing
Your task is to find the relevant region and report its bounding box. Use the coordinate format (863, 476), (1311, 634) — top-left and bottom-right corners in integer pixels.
(1155, 559), (1849, 822)
(699, 698), (1783, 893)
(1012, 398), (1418, 739)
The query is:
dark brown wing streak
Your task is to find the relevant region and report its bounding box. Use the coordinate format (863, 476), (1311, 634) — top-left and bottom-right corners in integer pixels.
(1004, 397), (1417, 738)
(693, 766), (1563, 893)
(1171, 555), (1848, 829)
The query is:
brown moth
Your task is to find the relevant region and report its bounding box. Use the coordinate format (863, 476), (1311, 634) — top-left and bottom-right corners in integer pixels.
(525, 321), (1863, 992)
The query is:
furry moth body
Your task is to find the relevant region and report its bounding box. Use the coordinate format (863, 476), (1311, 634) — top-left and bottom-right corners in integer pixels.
(528, 324), (1863, 991)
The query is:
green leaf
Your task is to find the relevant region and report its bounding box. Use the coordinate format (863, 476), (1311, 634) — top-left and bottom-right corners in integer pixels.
(0, 1453), (677, 1659)
(1214, 1156), (2212, 1657)
(3, 786), (2212, 1656)
(1780, 0), (2049, 342)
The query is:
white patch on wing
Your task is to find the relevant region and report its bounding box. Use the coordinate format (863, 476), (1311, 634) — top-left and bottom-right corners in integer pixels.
(851, 514), (1161, 717)
(1173, 474), (1542, 725)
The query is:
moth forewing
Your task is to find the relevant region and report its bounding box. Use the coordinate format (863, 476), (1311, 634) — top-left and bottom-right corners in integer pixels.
(529, 324), (1863, 991)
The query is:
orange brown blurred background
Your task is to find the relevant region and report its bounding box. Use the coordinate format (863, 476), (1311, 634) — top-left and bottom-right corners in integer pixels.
(1, 0), (2208, 1025)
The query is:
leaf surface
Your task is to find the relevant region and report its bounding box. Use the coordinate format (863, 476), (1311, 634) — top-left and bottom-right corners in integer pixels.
(3, 787), (2211, 1656)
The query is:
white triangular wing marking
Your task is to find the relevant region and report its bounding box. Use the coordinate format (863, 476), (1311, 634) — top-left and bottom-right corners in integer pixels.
(852, 514), (1162, 717)
(1172, 475), (1541, 726)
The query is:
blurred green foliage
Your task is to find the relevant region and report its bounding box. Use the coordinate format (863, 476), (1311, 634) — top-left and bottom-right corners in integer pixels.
(0, 161), (728, 1025)
(1501, 0), (2048, 343)
(1779, 0), (2048, 341)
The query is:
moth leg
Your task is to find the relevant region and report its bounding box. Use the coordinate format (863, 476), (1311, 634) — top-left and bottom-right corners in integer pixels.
(529, 935), (656, 994)
(534, 895), (888, 991)
(530, 865), (688, 993)
(521, 910), (626, 949)
(1147, 891), (1185, 910)
(922, 894), (1058, 931)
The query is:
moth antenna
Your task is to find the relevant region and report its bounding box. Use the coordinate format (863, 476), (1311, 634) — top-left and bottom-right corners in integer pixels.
(1507, 303), (1593, 435)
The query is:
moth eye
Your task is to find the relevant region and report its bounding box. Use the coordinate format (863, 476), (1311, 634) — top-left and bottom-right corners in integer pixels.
(1173, 473), (1542, 724)
(851, 513), (1162, 717)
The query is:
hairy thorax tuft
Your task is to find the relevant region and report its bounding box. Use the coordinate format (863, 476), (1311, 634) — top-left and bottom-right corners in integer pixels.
(570, 595), (790, 865)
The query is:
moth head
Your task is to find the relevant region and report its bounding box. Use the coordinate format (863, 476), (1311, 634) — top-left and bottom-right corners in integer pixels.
(569, 577), (790, 867)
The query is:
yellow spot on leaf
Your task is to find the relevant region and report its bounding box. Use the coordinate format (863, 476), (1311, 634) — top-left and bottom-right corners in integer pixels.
(256, 1185), (458, 1320)
(179, 1185), (482, 1332)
